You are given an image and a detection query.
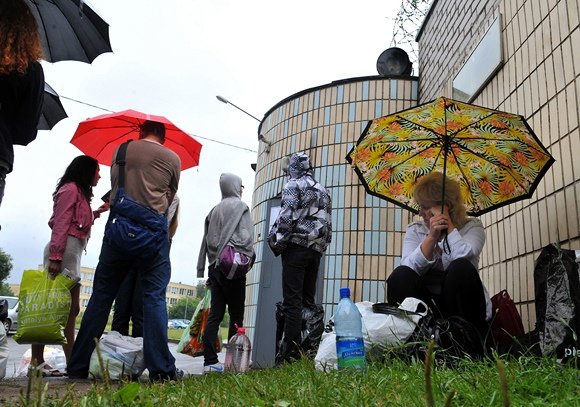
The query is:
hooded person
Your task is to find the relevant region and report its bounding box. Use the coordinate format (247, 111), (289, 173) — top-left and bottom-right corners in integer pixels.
(267, 151), (332, 365)
(197, 173), (255, 373)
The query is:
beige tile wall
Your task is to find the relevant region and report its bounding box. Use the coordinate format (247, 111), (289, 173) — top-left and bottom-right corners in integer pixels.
(247, 78), (418, 336)
(418, 0), (580, 330)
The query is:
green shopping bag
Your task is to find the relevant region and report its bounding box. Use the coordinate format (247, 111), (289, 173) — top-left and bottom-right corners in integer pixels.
(14, 269), (76, 345)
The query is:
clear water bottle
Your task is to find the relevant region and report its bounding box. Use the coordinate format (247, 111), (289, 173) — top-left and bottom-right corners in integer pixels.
(224, 325), (252, 373)
(334, 287), (367, 370)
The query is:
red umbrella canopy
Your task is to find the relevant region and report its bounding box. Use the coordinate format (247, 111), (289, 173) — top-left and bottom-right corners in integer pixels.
(71, 109), (202, 170)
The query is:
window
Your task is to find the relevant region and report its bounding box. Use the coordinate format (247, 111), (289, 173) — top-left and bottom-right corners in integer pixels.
(452, 15), (503, 102)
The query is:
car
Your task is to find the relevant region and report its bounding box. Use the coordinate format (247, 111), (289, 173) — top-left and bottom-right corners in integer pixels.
(0, 296), (18, 333)
(168, 319), (188, 329)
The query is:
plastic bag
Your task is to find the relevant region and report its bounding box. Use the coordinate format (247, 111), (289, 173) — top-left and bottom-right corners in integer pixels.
(89, 331), (145, 380)
(362, 297), (428, 348)
(0, 323), (8, 379)
(534, 244), (580, 359)
(15, 346), (66, 377)
(14, 269), (76, 344)
(275, 303), (325, 359)
(314, 331), (337, 371)
(176, 290), (221, 357)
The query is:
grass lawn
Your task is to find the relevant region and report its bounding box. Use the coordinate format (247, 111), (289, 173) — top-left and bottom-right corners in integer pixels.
(16, 351), (580, 406)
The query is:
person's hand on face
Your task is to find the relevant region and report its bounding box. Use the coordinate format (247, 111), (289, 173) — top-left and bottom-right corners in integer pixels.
(420, 204), (453, 241)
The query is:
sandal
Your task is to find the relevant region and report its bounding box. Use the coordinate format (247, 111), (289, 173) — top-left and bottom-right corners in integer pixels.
(28, 362), (65, 377)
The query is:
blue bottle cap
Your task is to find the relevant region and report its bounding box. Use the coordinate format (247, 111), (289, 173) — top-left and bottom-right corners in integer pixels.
(339, 287), (350, 298)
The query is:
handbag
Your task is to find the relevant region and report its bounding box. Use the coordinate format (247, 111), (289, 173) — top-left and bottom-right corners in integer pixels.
(104, 141), (168, 258)
(490, 289), (525, 348)
(218, 245), (254, 280)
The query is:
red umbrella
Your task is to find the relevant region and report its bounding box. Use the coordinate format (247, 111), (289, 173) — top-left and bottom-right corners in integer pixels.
(70, 109), (202, 170)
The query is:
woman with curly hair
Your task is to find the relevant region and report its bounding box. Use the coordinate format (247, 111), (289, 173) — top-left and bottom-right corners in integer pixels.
(387, 172), (491, 340)
(29, 156), (109, 377)
(0, 0), (45, 207)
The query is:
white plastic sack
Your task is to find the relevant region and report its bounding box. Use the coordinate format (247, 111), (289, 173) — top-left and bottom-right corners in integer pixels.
(89, 331), (145, 380)
(362, 297), (428, 348)
(314, 298), (428, 371)
(314, 331), (337, 371)
(15, 346), (67, 377)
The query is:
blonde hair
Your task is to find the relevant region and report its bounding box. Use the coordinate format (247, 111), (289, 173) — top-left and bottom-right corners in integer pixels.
(413, 172), (468, 228)
(0, 0), (43, 75)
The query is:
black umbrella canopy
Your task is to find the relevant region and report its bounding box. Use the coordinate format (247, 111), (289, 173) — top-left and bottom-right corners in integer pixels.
(25, 0), (112, 64)
(39, 82), (68, 130)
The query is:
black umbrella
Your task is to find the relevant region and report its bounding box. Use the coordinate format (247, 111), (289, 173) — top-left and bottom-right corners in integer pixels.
(39, 82), (68, 130)
(25, 0), (112, 64)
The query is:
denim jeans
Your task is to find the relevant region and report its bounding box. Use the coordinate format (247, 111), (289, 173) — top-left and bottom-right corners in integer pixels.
(111, 266), (143, 338)
(68, 235), (175, 380)
(202, 264), (246, 366)
(280, 243), (322, 355)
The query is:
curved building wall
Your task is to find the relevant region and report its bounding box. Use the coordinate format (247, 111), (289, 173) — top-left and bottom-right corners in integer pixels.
(417, 0), (580, 330)
(246, 76), (418, 343)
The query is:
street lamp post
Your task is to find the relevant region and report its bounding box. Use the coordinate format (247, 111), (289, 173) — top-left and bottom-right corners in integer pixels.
(216, 95), (261, 122)
(216, 95), (271, 152)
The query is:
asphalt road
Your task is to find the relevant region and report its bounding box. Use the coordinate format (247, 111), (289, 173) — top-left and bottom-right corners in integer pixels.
(4, 334), (221, 378)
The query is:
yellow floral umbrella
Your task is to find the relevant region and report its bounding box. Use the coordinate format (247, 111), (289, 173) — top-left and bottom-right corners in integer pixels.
(346, 97), (554, 216)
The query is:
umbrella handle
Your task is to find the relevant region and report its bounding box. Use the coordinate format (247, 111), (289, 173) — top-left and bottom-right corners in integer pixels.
(442, 231), (451, 255)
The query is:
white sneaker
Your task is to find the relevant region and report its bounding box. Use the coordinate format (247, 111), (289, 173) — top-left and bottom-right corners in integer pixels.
(203, 363), (224, 374)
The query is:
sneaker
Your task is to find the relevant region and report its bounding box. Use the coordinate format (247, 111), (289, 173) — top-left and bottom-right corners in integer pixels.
(203, 363), (224, 374)
(171, 368), (185, 381)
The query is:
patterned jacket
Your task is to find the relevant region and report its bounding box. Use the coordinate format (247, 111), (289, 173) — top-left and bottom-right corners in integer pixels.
(268, 152), (332, 254)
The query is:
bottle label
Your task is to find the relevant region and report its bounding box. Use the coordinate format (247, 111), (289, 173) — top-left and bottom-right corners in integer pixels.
(336, 336), (366, 369)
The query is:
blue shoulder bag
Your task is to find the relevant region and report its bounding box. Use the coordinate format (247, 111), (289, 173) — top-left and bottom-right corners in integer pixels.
(104, 141), (168, 258)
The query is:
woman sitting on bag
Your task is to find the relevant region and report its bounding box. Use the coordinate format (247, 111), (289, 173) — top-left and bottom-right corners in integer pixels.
(30, 156), (108, 377)
(387, 172), (491, 339)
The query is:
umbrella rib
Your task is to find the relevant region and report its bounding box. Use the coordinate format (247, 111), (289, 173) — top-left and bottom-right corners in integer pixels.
(447, 138), (530, 191)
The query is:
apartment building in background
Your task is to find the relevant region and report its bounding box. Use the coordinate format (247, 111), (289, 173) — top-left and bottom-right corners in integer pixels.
(8, 265), (197, 315)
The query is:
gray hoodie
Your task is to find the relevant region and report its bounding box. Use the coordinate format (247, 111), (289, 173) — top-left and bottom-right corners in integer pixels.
(197, 173), (255, 277)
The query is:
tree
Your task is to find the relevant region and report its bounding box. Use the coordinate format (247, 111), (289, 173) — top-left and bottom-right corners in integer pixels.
(390, 0), (433, 69)
(168, 297), (200, 320)
(0, 282), (14, 296)
(0, 248), (13, 285)
(196, 280), (207, 299)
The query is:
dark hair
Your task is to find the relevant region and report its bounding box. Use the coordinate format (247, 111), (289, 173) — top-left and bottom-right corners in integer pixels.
(0, 0), (43, 75)
(54, 155), (99, 202)
(140, 120), (166, 142)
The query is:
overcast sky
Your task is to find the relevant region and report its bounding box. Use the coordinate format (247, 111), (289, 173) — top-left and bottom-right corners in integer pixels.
(2, 0), (406, 286)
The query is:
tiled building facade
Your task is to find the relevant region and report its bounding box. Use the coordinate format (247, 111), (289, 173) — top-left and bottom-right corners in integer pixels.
(245, 0), (579, 346)
(417, 0), (579, 330)
(247, 77), (419, 342)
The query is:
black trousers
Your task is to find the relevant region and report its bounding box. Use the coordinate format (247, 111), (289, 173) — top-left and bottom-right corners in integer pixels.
(202, 264), (246, 366)
(111, 266), (143, 337)
(386, 258), (488, 335)
(280, 243), (322, 356)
